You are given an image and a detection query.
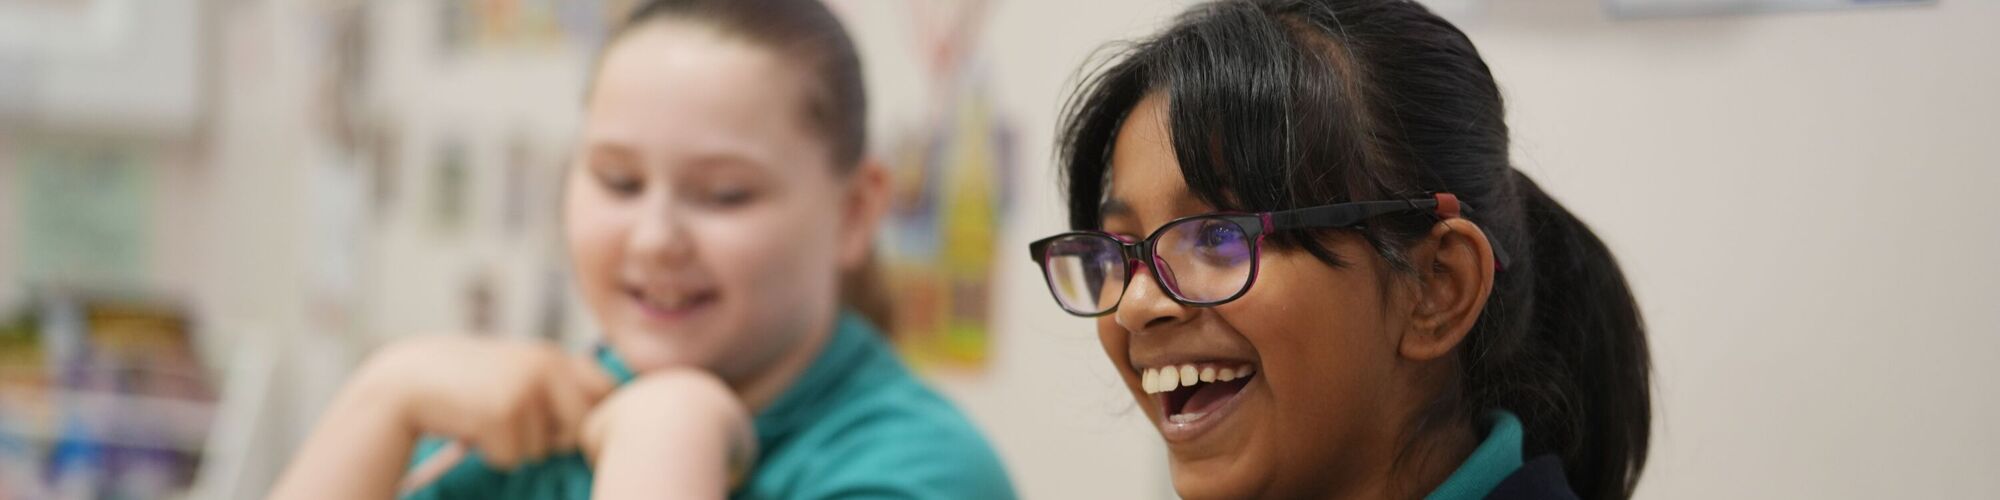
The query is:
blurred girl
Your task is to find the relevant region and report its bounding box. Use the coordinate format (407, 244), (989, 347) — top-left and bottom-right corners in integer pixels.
(270, 0), (1014, 498)
(1027, 0), (1651, 498)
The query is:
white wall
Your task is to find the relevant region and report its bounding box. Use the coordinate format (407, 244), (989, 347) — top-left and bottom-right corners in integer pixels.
(1469, 0), (2000, 497)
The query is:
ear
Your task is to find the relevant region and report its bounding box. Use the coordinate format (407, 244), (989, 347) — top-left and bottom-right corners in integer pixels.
(836, 158), (892, 270)
(1399, 218), (1498, 362)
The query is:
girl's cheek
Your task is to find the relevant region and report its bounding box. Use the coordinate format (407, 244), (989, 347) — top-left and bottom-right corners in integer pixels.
(566, 186), (635, 309)
(570, 214), (626, 276)
(1097, 318), (1132, 383)
(691, 211), (796, 296)
(1096, 317), (1124, 346)
(566, 179), (625, 255)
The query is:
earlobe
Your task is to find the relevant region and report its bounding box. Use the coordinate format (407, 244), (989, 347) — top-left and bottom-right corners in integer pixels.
(838, 159), (893, 269)
(1399, 219), (1497, 362)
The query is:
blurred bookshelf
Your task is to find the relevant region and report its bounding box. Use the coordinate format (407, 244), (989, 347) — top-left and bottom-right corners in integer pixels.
(0, 293), (217, 499)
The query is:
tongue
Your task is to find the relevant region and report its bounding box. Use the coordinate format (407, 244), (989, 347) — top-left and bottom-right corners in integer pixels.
(1181, 376), (1250, 415)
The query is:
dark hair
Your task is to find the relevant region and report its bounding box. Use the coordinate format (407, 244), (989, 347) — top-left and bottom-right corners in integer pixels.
(1055, 0), (1650, 497)
(608, 0), (892, 331)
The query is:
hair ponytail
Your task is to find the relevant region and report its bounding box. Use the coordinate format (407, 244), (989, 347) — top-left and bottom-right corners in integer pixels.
(1505, 169), (1651, 498)
(840, 254), (896, 337)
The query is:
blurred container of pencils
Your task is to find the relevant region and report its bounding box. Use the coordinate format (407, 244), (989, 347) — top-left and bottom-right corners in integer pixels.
(0, 292), (216, 500)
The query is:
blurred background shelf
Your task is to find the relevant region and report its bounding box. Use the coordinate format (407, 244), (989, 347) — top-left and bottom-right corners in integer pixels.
(0, 0), (207, 139)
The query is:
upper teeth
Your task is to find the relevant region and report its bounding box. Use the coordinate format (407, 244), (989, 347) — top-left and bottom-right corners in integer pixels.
(1140, 363), (1254, 394)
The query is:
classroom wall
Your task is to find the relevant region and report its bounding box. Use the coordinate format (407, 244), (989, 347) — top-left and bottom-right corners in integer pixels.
(4, 0), (1996, 498)
(1469, 1), (2000, 497)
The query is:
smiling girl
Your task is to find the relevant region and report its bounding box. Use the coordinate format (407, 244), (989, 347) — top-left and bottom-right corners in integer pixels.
(1028, 0), (1652, 498)
(268, 1), (1014, 498)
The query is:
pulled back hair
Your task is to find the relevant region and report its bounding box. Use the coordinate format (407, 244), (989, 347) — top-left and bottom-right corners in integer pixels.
(1056, 1), (1651, 497)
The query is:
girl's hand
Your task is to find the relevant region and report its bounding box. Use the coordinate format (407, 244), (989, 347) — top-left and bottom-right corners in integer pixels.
(354, 336), (616, 468)
(582, 369), (756, 498)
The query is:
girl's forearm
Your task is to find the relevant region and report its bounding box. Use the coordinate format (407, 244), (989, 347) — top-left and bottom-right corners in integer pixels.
(590, 420), (734, 500)
(267, 377), (418, 500)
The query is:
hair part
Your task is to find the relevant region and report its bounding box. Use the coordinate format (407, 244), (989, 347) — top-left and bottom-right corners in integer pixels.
(1056, 0), (1651, 497)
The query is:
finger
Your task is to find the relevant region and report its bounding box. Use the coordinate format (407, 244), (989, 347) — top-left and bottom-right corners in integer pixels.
(519, 395), (551, 463)
(477, 426), (523, 470)
(568, 355), (617, 401)
(546, 375), (593, 452)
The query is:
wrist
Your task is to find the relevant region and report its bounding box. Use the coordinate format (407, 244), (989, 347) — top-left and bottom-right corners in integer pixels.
(588, 370), (753, 462)
(344, 351), (425, 438)
(625, 371), (749, 433)
(593, 398), (756, 495)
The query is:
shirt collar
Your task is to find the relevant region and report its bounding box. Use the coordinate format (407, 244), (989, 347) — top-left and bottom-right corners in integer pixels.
(1427, 409), (1527, 500)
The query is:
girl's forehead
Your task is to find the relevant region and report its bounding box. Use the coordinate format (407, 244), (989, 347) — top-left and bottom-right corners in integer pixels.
(1102, 170), (1193, 219)
(591, 51), (799, 130)
(584, 24), (824, 172)
(1104, 95), (1208, 225)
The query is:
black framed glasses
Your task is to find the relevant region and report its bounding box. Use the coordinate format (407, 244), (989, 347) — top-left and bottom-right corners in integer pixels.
(1027, 193), (1469, 317)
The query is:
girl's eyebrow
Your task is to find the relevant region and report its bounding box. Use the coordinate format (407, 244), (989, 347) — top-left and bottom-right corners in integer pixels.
(1100, 197), (1132, 218)
(582, 141), (772, 175)
(584, 142), (639, 164)
(682, 151), (773, 174)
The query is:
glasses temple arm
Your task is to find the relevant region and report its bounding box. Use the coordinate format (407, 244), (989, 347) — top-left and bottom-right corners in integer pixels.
(1267, 199), (1441, 231)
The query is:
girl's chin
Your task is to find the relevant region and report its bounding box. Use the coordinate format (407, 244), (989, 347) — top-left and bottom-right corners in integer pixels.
(1167, 474), (1259, 500)
(602, 336), (703, 372)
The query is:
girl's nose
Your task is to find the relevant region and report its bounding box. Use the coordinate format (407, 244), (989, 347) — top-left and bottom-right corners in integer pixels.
(1114, 260), (1192, 333)
(626, 199), (697, 266)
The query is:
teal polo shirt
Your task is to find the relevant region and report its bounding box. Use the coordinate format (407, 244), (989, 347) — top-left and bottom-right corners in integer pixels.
(1426, 410), (1527, 500)
(403, 312), (1017, 499)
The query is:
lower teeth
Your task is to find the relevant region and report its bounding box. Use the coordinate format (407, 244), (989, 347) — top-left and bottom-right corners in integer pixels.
(1168, 412), (1207, 424)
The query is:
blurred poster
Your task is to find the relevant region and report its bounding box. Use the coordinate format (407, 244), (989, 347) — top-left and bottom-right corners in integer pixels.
(464, 271), (499, 334)
(437, 0), (639, 57)
(432, 140), (472, 237)
(503, 132), (533, 237)
(304, 4), (374, 330)
(1606, 0), (1933, 18)
(534, 265), (568, 342)
(305, 151), (367, 323)
(366, 121), (403, 219)
(13, 141), (151, 289)
(881, 0), (1015, 372)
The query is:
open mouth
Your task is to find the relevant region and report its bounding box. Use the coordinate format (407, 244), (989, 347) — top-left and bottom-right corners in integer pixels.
(1141, 363), (1256, 426)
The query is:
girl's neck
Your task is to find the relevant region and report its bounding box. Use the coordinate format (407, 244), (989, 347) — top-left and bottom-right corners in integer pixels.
(1309, 420), (1478, 500)
(1392, 420), (1481, 499)
(1319, 406), (1482, 500)
(726, 312), (838, 414)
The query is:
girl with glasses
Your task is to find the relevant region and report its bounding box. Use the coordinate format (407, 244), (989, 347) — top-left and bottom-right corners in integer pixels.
(270, 1), (1015, 498)
(1029, 1), (1650, 498)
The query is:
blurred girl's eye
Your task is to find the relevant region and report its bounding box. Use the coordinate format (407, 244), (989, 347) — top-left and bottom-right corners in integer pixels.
(595, 169), (644, 198)
(698, 183), (759, 208)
